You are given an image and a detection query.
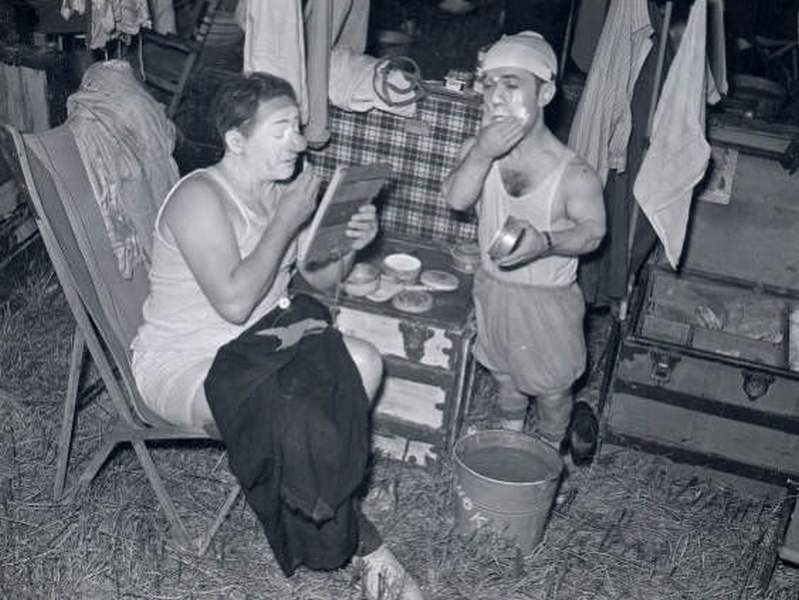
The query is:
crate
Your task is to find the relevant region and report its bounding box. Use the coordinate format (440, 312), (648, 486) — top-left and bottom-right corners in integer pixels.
(293, 236), (476, 466)
(604, 151), (799, 485)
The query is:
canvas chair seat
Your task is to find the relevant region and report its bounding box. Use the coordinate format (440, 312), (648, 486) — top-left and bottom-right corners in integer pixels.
(0, 123), (240, 555)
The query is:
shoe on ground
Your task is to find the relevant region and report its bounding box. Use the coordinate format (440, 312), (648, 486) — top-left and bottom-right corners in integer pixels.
(567, 401), (599, 467)
(354, 544), (425, 600)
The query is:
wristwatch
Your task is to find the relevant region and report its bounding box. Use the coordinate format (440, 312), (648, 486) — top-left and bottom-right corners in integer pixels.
(543, 231), (553, 252)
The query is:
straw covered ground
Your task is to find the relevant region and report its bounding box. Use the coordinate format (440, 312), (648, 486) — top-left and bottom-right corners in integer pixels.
(1, 245), (799, 599)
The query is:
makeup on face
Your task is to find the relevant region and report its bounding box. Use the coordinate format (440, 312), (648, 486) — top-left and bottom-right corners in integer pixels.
(247, 98), (306, 179)
(482, 70), (537, 125)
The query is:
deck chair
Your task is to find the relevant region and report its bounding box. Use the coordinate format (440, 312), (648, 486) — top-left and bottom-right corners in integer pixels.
(0, 123), (240, 555)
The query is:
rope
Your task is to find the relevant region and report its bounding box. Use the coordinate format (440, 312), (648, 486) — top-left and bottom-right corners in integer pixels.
(371, 56), (427, 109)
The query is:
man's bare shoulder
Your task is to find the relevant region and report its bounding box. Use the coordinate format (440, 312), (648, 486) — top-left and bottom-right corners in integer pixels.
(563, 154), (602, 201)
(162, 171), (228, 227)
(170, 171), (222, 203)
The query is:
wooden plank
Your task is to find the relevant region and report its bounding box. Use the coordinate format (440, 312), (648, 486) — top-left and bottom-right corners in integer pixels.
(608, 391), (799, 478)
(681, 159), (799, 294)
(616, 344), (799, 421)
(778, 492), (799, 565)
(336, 306), (456, 369)
(373, 432), (437, 466)
(603, 430), (790, 486)
(374, 376), (446, 432)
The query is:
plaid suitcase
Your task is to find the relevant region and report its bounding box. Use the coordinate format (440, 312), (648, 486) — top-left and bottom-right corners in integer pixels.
(307, 88), (482, 243)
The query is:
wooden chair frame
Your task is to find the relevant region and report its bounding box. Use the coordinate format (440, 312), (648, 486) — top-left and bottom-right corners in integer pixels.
(0, 124), (239, 555)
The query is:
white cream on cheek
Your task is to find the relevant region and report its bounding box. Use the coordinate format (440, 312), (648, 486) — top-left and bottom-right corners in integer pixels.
(260, 126), (298, 174)
(509, 89), (530, 123)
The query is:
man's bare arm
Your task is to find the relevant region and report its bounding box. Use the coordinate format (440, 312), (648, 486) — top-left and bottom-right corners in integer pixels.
(442, 137), (491, 211)
(443, 116), (528, 211)
(549, 162), (606, 256)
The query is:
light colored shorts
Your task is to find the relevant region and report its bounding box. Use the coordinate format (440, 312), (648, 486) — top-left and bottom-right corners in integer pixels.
(473, 268), (586, 396)
(131, 350), (215, 431)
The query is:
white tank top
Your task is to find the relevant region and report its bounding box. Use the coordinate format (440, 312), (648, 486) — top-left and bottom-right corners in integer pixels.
(131, 168), (296, 356)
(478, 149), (578, 287)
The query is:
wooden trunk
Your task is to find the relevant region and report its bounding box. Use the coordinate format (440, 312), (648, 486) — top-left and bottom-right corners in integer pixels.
(605, 151), (799, 485)
(293, 236), (476, 466)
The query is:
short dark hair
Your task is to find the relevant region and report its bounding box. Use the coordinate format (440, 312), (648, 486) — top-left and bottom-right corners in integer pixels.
(212, 72), (297, 142)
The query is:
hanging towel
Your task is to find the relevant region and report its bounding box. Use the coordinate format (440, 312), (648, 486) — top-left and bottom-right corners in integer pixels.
(238, 0), (415, 122)
(67, 60), (179, 278)
(567, 0), (653, 185)
(634, 0), (711, 269)
(149, 0), (176, 35)
(240, 0), (308, 122)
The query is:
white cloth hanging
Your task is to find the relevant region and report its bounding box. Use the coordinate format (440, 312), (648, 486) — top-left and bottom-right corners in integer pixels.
(67, 60), (179, 278)
(237, 0), (416, 122)
(633, 0), (712, 269)
(240, 0), (308, 122)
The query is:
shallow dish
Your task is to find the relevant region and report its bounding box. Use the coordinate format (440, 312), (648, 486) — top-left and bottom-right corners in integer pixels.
(344, 262), (380, 296)
(392, 289), (434, 314)
(420, 269), (459, 291)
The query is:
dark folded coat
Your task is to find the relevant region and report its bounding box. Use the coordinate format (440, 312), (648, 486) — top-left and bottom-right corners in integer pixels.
(205, 293), (370, 576)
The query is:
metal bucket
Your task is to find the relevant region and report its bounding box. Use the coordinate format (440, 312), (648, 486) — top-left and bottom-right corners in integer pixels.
(453, 430), (563, 552)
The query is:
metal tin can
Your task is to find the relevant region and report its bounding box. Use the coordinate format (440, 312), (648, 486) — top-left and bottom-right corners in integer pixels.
(488, 216), (526, 260)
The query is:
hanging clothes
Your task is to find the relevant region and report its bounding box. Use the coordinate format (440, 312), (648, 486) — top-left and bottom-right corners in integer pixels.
(568, 0), (653, 186)
(239, 0), (308, 121)
(634, 0), (711, 269)
(0, 63), (50, 133)
(149, 0), (176, 36)
(237, 0), (416, 123)
(578, 2), (672, 307)
(67, 60), (179, 278)
(707, 0), (727, 96)
(570, 0), (609, 74)
(61, 0), (151, 49)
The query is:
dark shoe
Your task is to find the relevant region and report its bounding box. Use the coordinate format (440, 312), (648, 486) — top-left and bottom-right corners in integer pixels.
(567, 401), (598, 466)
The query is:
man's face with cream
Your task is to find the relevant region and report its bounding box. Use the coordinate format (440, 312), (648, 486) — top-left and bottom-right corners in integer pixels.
(481, 66), (551, 130)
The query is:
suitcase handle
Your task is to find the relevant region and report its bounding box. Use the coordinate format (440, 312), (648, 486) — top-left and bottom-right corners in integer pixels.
(649, 350), (680, 386)
(741, 370), (775, 402)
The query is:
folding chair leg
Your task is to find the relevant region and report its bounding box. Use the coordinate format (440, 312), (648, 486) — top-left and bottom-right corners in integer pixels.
(54, 327), (86, 500)
(448, 330), (478, 450)
(131, 439), (193, 551)
(74, 437), (119, 490)
(197, 483), (241, 557)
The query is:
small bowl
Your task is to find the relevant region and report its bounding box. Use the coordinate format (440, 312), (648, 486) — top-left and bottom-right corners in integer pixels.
(488, 216), (526, 260)
(382, 253), (422, 284)
(344, 262), (380, 297)
(450, 242), (481, 274)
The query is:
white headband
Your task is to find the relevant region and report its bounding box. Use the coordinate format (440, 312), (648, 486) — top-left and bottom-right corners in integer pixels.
(480, 31), (557, 81)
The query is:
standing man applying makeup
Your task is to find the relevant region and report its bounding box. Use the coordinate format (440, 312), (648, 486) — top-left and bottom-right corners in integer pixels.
(443, 32), (605, 460)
